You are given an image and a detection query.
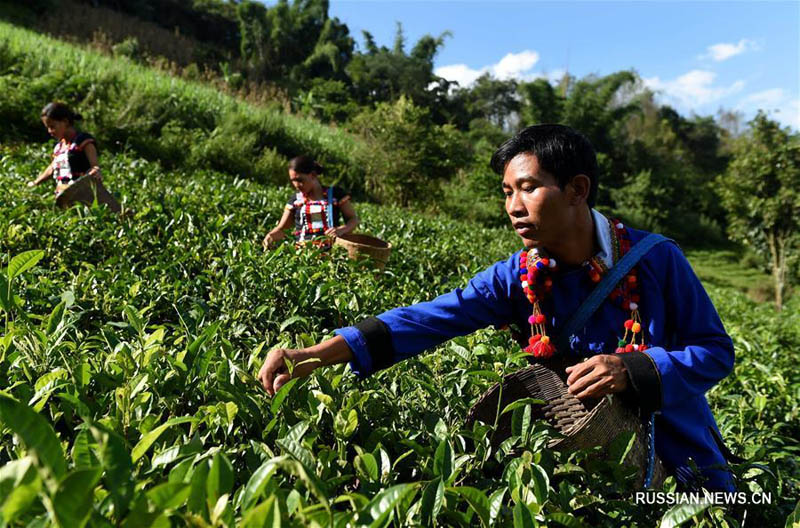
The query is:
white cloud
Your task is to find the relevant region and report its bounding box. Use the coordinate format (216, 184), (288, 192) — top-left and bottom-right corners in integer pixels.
(736, 88), (800, 130)
(493, 50), (540, 79)
(700, 39), (759, 62)
(434, 63), (485, 87)
(738, 88), (785, 108)
(644, 69), (745, 108)
(434, 50), (542, 87)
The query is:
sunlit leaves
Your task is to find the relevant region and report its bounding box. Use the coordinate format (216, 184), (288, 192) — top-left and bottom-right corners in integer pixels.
(334, 408), (358, 439)
(449, 486), (492, 527)
(131, 416), (195, 462)
(206, 451), (234, 509)
(0, 457), (41, 525)
(7, 250), (44, 279)
(239, 459), (281, 511)
(356, 483), (419, 527)
(90, 425), (134, 517)
(659, 502), (712, 528)
(419, 477), (443, 526)
(433, 440), (454, 482)
(240, 496), (281, 528)
(354, 453), (379, 482)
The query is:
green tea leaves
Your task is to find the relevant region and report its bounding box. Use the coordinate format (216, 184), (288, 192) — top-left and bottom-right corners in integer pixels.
(131, 416), (195, 463)
(0, 395), (66, 480)
(52, 467), (102, 528)
(8, 250), (44, 279)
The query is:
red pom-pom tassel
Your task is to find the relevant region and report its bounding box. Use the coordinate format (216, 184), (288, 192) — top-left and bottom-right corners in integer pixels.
(532, 340), (555, 358)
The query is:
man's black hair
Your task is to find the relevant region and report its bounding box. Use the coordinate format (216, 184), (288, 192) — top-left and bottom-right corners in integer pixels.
(490, 124), (599, 207)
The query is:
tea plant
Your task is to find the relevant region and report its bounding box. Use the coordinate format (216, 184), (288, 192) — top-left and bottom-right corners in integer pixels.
(1, 144), (798, 526)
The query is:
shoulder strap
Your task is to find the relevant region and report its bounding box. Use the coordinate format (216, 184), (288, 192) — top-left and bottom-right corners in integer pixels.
(72, 132), (93, 148)
(554, 233), (673, 353)
(326, 186), (334, 227)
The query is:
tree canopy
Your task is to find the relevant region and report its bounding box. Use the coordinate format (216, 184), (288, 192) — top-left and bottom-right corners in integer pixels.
(718, 112), (800, 309)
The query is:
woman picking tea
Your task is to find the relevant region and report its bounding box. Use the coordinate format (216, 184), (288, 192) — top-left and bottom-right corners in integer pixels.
(263, 155), (359, 250)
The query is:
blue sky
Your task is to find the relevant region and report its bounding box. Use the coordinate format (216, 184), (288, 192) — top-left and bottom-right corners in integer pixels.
(322, 1), (799, 130)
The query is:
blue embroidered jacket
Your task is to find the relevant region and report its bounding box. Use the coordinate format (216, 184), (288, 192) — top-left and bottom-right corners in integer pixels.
(335, 227), (735, 490)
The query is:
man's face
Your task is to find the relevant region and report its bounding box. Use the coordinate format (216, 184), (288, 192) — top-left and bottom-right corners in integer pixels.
(288, 169), (316, 196)
(502, 153), (572, 250)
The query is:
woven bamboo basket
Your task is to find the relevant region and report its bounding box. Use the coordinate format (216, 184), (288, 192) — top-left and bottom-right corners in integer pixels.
(55, 176), (121, 213)
(466, 359), (666, 489)
(333, 233), (392, 270)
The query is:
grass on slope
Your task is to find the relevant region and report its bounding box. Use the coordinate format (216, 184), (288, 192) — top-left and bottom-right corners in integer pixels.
(0, 20), (367, 190)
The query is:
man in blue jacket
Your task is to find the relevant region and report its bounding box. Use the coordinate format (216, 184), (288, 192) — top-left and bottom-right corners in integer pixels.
(258, 124), (736, 491)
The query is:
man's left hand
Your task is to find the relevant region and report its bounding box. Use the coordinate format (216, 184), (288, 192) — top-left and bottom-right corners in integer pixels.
(565, 354), (628, 399)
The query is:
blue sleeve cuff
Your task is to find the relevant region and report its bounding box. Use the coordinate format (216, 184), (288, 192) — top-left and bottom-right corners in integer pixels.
(333, 326), (373, 378)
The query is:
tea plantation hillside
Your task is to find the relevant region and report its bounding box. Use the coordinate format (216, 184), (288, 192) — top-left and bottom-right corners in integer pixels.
(1, 144), (798, 527)
(0, 21), (367, 191)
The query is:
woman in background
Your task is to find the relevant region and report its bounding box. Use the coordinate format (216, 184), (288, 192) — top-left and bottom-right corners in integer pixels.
(263, 155), (359, 250)
(29, 101), (102, 196)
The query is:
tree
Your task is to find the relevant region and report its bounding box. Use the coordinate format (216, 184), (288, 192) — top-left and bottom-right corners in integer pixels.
(237, 0), (353, 84)
(518, 78), (564, 125)
(458, 74), (520, 131)
(299, 16), (354, 81)
(718, 112), (800, 310)
(350, 96), (468, 207)
(347, 25), (451, 113)
(237, 0), (270, 68)
(614, 96), (730, 240)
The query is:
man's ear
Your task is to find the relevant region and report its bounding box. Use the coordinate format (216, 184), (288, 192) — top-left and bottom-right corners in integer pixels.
(568, 174), (591, 205)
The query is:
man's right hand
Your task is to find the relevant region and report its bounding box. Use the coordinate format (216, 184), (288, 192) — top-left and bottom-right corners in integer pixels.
(256, 336), (354, 397)
(258, 348), (317, 396)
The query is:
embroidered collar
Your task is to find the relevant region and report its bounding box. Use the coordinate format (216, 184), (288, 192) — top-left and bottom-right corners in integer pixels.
(591, 209), (617, 269)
